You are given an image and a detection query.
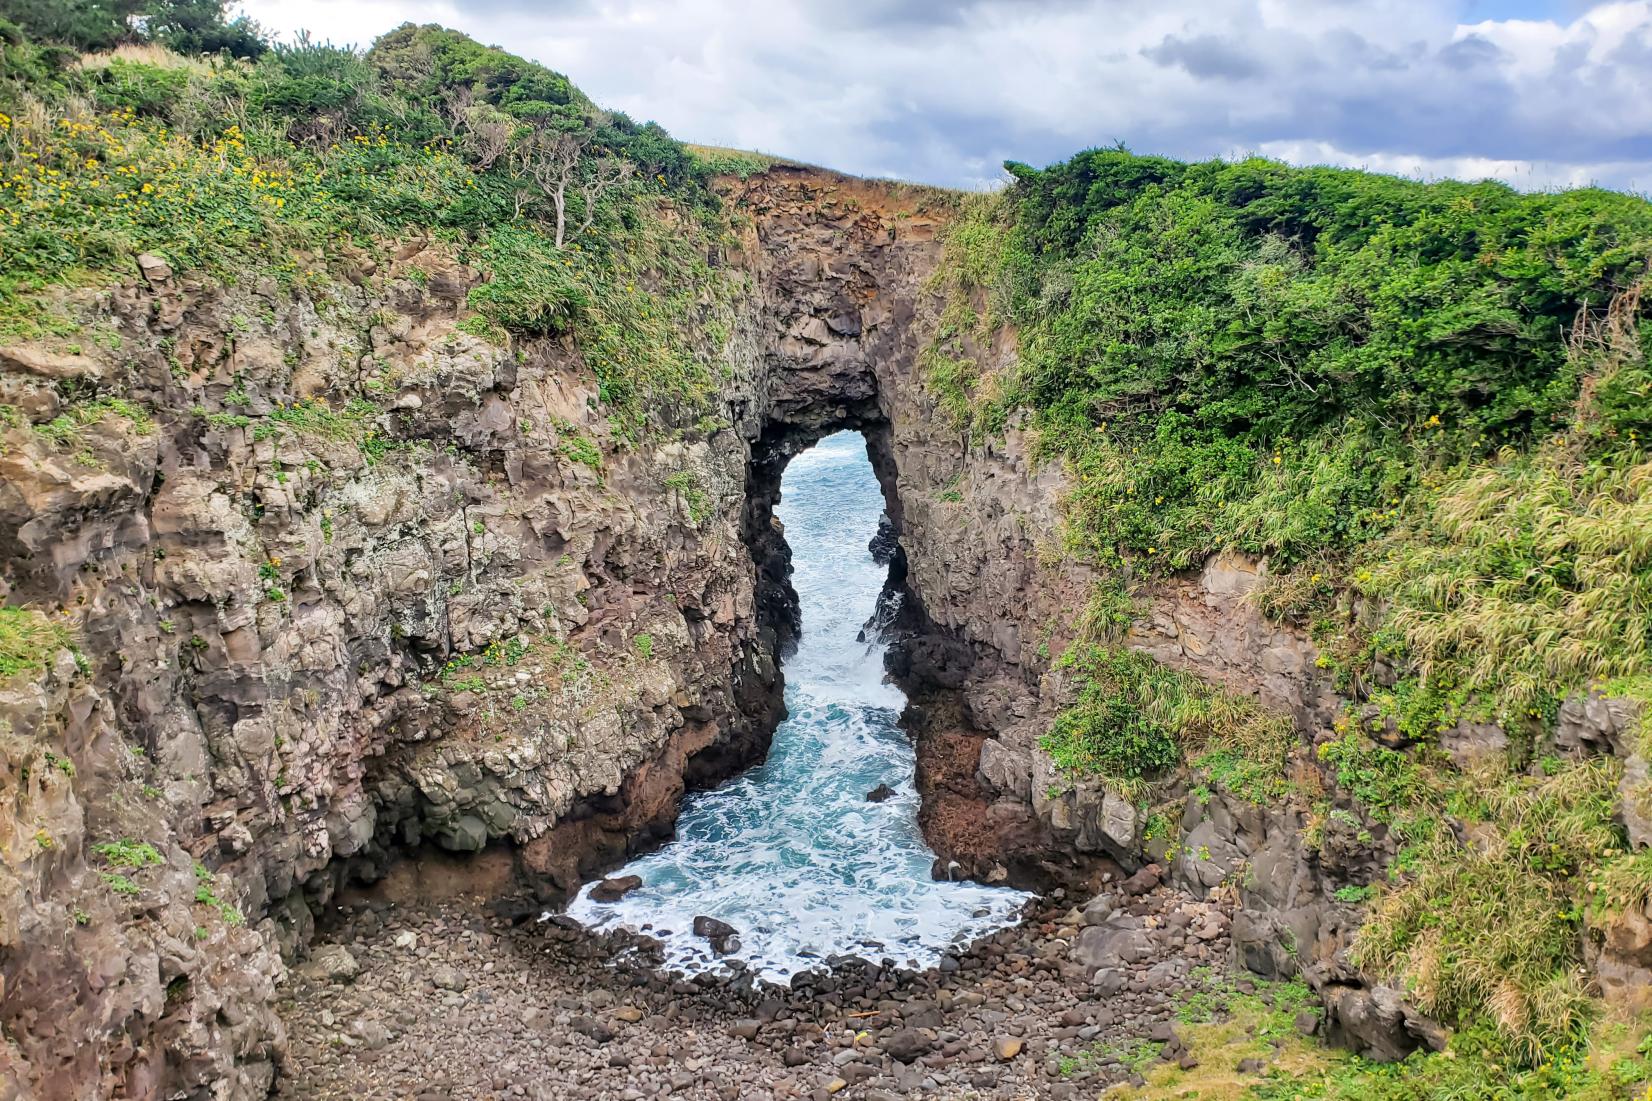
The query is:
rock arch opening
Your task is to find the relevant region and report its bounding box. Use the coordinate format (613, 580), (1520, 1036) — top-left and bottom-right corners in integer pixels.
(569, 428), (1029, 977)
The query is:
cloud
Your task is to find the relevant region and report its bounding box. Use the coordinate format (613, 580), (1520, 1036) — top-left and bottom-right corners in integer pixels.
(236, 0), (1652, 192)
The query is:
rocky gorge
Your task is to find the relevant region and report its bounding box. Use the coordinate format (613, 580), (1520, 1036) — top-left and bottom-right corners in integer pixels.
(2, 23), (1651, 1101)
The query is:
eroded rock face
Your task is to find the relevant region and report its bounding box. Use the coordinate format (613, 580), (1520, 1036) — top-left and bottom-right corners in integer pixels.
(0, 236), (794, 1097)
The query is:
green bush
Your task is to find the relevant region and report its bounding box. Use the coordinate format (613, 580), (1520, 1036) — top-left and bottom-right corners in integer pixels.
(466, 225), (588, 333)
(1042, 638), (1294, 800)
(935, 149), (1652, 573)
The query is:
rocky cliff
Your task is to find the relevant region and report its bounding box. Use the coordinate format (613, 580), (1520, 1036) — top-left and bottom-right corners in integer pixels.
(3, 159), (1648, 1099)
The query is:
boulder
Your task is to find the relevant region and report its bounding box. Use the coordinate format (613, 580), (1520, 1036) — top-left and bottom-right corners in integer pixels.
(590, 875), (643, 902)
(299, 944), (359, 984)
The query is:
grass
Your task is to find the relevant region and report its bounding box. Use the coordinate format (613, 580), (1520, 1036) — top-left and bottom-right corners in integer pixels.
(1113, 969), (1652, 1100)
(0, 607), (71, 679)
(27, 397), (154, 459)
(1102, 973), (1329, 1099)
(1042, 628), (1296, 803)
(92, 839), (164, 868)
(1350, 758), (1624, 1063)
(683, 143), (789, 179)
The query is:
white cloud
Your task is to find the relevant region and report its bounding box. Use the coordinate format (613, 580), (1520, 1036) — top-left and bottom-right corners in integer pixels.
(235, 0), (1652, 192)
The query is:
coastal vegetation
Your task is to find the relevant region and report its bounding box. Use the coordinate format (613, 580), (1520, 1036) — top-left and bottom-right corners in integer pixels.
(944, 148), (1652, 1085)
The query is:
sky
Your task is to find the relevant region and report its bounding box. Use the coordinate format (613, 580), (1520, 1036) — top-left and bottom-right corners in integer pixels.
(237, 0), (1652, 193)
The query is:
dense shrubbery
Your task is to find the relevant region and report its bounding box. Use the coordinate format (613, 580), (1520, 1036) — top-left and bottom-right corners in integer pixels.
(948, 150), (1652, 1076)
(0, 22), (737, 429)
(940, 149), (1652, 567)
(0, 0), (264, 57)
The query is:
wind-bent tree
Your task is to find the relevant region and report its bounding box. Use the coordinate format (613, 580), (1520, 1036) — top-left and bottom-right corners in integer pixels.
(523, 128), (633, 247)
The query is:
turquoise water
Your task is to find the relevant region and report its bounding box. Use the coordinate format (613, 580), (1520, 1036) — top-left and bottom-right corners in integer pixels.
(566, 431), (1030, 980)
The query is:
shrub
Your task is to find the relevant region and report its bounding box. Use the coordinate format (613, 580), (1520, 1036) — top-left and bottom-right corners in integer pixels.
(1041, 640), (1294, 801)
(466, 225), (588, 333)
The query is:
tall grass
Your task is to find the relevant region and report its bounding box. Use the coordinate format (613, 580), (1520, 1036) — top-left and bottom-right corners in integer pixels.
(1351, 759), (1624, 1063)
(1360, 289), (1652, 738)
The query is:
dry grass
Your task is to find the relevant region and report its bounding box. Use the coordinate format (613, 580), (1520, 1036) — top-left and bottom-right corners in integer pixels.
(75, 43), (229, 75)
(1350, 758), (1623, 1062)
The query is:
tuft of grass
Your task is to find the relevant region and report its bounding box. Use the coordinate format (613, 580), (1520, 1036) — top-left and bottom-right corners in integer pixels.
(30, 397), (153, 451)
(0, 607), (71, 679)
(92, 839), (164, 868)
(1350, 758), (1624, 1063)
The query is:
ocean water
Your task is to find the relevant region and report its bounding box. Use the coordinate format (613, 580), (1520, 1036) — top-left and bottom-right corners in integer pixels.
(565, 431), (1031, 981)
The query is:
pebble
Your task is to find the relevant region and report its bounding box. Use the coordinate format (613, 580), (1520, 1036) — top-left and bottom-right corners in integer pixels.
(275, 884), (1251, 1101)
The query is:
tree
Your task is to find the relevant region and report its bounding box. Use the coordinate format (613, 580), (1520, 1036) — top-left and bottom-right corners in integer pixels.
(0, 0), (263, 56)
(522, 128), (632, 247)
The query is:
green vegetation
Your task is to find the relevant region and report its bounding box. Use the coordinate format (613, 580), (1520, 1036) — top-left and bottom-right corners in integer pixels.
(0, 606), (70, 678)
(684, 143), (787, 179)
(663, 469), (712, 525)
(1041, 637), (1295, 803)
(1352, 759), (1623, 1062)
(633, 632), (654, 660)
(558, 431), (603, 471)
(0, 1), (265, 56)
(0, 20), (743, 432)
(1121, 968), (1652, 1100)
(92, 838), (164, 867)
(192, 862), (243, 924)
(939, 149), (1652, 1075)
(935, 149), (1652, 570)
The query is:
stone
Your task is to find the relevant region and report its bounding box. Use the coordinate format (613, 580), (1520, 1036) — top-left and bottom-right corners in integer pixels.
(136, 251), (174, 283)
(569, 1016), (614, 1044)
(692, 915), (737, 941)
(299, 944), (359, 984)
(1320, 983), (1441, 1063)
(865, 783), (896, 803)
(1120, 864), (1163, 896)
(883, 1029), (933, 1063)
(0, 345), (103, 381)
(431, 965), (467, 992)
(348, 1019), (391, 1050)
(591, 875), (644, 902)
(992, 1035), (1023, 1061)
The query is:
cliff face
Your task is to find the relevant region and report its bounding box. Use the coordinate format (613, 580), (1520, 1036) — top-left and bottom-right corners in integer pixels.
(0, 235), (788, 1096)
(3, 165), (1647, 1098)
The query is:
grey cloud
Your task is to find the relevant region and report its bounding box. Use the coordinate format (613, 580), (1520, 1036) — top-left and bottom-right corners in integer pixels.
(242, 0), (1652, 193)
(1142, 34), (1267, 80)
